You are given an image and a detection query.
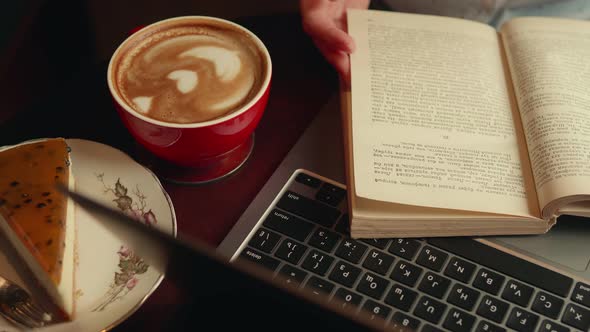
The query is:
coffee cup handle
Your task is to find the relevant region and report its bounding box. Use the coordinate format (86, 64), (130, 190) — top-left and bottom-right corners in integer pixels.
(129, 25), (146, 36)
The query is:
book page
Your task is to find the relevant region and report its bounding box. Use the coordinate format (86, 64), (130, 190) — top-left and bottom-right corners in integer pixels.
(347, 9), (540, 218)
(500, 18), (590, 217)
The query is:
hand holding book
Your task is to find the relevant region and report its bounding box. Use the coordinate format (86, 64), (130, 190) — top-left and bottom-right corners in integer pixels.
(299, 0), (369, 84)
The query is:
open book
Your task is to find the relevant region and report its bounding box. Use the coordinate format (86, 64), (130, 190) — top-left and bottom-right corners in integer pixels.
(343, 9), (590, 238)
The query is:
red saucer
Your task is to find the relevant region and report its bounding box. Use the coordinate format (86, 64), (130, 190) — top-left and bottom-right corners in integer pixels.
(136, 134), (254, 185)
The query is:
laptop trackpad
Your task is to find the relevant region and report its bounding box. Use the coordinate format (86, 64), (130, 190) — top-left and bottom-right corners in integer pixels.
(488, 216), (590, 276)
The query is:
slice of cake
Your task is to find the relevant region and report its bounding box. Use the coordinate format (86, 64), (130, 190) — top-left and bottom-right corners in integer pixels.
(0, 138), (76, 320)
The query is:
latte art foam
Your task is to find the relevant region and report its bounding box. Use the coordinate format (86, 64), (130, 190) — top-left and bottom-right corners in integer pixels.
(116, 23), (264, 124)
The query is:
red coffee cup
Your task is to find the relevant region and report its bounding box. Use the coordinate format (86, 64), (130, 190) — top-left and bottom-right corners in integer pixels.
(107, 16), (271, 183)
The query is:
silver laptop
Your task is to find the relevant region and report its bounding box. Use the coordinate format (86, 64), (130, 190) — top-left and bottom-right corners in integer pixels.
(218, 94), (590, 332)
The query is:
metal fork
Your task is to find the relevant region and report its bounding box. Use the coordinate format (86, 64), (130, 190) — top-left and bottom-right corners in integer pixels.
(0, 275), (53, 329)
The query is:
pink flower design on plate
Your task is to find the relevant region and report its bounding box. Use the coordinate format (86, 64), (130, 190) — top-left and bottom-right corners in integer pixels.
(117, 245), (131, 258)
(143, 210), (157, 226)
(126, 277), (139, 290)
(125, 208), (144, 221)
(92, 175), (159, 312)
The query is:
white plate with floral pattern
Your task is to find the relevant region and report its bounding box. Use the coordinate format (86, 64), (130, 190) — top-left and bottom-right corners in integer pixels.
(0, 138), (177, 331)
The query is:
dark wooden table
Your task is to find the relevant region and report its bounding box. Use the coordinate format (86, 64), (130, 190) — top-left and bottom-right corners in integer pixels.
(0, 11), (339, 331)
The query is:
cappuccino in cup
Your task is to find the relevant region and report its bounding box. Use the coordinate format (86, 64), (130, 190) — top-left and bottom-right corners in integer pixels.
(108, 16), (271, 182)
(112, 18), (267, 124)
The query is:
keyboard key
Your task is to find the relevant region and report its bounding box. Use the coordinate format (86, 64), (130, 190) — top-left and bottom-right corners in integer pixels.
(319, 182), (346, 200)
(276, 264), (307, 287)
(428, 238), (573, 297)
(389, 238), (421, 260)
(301, 250), (334, 276)
(295, 172), (321, 188)
(532, 291), (564, 320)
(248, 228), (281, 253)
(361, 238), (390, 250)
(357, 272), (390, 300)
(473, 268), (505, 295)
(414, 296), (446, 324)
(391, 260), (423, 287)
(335, 239), (368, 264)
(385, 284), (418, 311)
(363, 249), (395, 275)
(416, 246), (448, 272)
(571, 282), (590, 308)
(275, 239), (308, 264)
(476, 295), (509, 323)
(444, 257), (476, 283)
(305, 276), (335, 300)
(538, 319), (570, 332)
(308, 227), (340, 252)
(506, 307), (539, 332)
(335, 214), (350, 234)
(316, 188), (345, 207)
(447, 284), (480, 311)
(239, 248), (280, 271)
(501, 279), (534, 307)
(562, 303), (590, 331)
(418, 272), (451, 299)
(361, 300), (392, 322)
(277, 191), (340, 228)
(264, 209), (314, 242)
(329, 261), (362, 288)
(475, 320), (506, 332)
(391, 312), (421, 332)
(333, 288), (363, 310)
(443, 308), (476, 332)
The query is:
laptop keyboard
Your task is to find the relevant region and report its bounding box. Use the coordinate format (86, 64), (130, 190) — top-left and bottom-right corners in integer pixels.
(236, 170), (590, 332)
